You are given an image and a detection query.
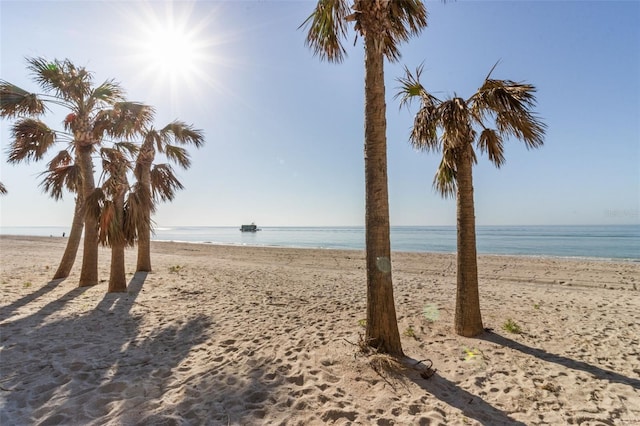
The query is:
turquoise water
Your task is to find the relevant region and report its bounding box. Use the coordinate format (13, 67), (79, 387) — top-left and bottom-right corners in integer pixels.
(1, 225), (638, 260)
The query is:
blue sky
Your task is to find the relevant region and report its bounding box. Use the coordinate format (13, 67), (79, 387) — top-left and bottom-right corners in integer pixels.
(1, 0), (638, 227)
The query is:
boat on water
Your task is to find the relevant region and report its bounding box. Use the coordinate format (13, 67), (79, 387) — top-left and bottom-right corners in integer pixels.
(240, 223), (260, 232)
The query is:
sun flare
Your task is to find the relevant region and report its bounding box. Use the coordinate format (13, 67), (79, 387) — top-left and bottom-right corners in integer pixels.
(140, 23), (201, 82)
(118, 1), (228, 97)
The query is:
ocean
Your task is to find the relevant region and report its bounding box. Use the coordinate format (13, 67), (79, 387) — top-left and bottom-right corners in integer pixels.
(1, 225), (638, 261)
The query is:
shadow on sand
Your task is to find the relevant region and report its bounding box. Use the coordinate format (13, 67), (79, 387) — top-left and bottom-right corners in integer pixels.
(404, 357), (527, 426)
(479, 330), (640, 389)
(0, 272), (213, 424)
(403, 329), (640, 424)
(0, 278), (67, 322)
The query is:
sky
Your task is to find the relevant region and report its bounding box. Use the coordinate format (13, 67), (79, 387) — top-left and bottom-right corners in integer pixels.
(1, 0), (638, 228)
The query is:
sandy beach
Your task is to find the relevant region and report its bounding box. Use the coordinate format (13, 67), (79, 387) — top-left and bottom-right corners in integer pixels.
(1, 235), (638, 425)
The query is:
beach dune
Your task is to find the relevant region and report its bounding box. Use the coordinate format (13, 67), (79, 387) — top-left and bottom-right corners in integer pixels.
(1, 235), (638, 425)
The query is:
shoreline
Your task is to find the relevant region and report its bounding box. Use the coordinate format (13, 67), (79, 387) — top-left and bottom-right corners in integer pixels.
(154, 238), (640, 264)
(1, 223), (638, 261)
(3, 233), (638, 263)
(1, 235), (639, 424)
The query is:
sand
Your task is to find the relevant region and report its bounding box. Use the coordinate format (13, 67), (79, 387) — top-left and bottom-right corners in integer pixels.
(1, 235), (639, 425)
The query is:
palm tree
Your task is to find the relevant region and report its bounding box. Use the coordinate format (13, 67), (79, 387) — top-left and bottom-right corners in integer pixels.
(91, 102), (155, 291)
(132, 121), (204, 272)
(1, 58), (151, 285)
(396, 64), (546, 337)
(1, 58), (121, 286)
(301, 0), (427, 356)
(88, 143), (139, 293)
(39, 148), (84, 279)
(4, 116), (84, 280)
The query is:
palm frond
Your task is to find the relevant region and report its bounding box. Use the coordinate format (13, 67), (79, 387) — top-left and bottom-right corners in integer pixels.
(395, 64), (438, 110)
(86, 187), (106, 229)
(300, 0), (350, 63)
(92, 111), (117, 138)
(91, 80), (125, 105)
(494, 110), (546, 149)
(27, 57), (93, 103)
(161, 120), (205, 147)
(376, 0), (428, 62)
(0, 81), (47, 118)
(0, 182), (7, 195)
(97, 198), (117, 247)
(439, 98), (476, 152)
(39, 150), (81, 199)
(150, 163), (184, 202)
(130, 182), (156, 215)
(433, 155), (457, 198)
(395, 65), (442, 152)
(47, 149), (73, 169)
(163, 145), (191, 169)
(39, 164), (80, 200)
(122, 200), (140, 246)
(26, 57), (67, 92)
(114, 141), (140, 157)
(472, 78), (546, 148)
(93, 102), (154, 139)
(477, 128), (505, 167)
(7, 118), (57, 163)
(483, 60), (501, 81)
(410, 105), (440, 152)
(124, 187), (152, 243)
(473, 79), (538, 114)
(94, 165), (133, 247)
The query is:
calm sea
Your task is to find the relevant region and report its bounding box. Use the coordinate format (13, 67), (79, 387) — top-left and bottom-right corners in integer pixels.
(1, 225), (638, 261)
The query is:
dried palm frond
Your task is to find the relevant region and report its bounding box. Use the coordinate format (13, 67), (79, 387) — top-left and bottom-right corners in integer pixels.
(8, 118), (56, 163)
(0, 81), (46, 117)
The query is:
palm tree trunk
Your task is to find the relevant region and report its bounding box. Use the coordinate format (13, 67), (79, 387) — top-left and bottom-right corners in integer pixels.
(136, 163), (153, 272)
(52, 195), (84, 279)
(108, 243), (127, 292)
(454, 146), (484, 337)
(363, 35), (403, 357)
(136, 220), (151, 272)
(108, 188), (128, 293)
(135, 141), (155, 272)
(77, 143), (99, 287)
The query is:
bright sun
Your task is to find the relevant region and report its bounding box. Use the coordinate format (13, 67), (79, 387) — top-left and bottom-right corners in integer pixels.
(119, 1), (224, 95)
(141, 23), (201, 82)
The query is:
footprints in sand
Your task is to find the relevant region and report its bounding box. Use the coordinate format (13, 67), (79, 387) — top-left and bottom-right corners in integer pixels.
(3, 241), (639, 425)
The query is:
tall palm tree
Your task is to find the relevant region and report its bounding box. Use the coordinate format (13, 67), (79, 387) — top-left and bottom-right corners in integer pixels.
(396, 64), (546, 337)
(301, 0), (428, 356)
(88, 143), (139, 293)
(132, 121), (204, 272)
(1, 58), (151, 285)
(4, 115), (84, 280)
(39, 148), (84, 279)
(92, 103), (154, 291)
(1, 58), (121, 286)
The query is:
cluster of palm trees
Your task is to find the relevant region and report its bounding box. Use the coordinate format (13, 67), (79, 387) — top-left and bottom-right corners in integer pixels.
(1, 58), (204, 293)
(302, 0), (545, 354)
